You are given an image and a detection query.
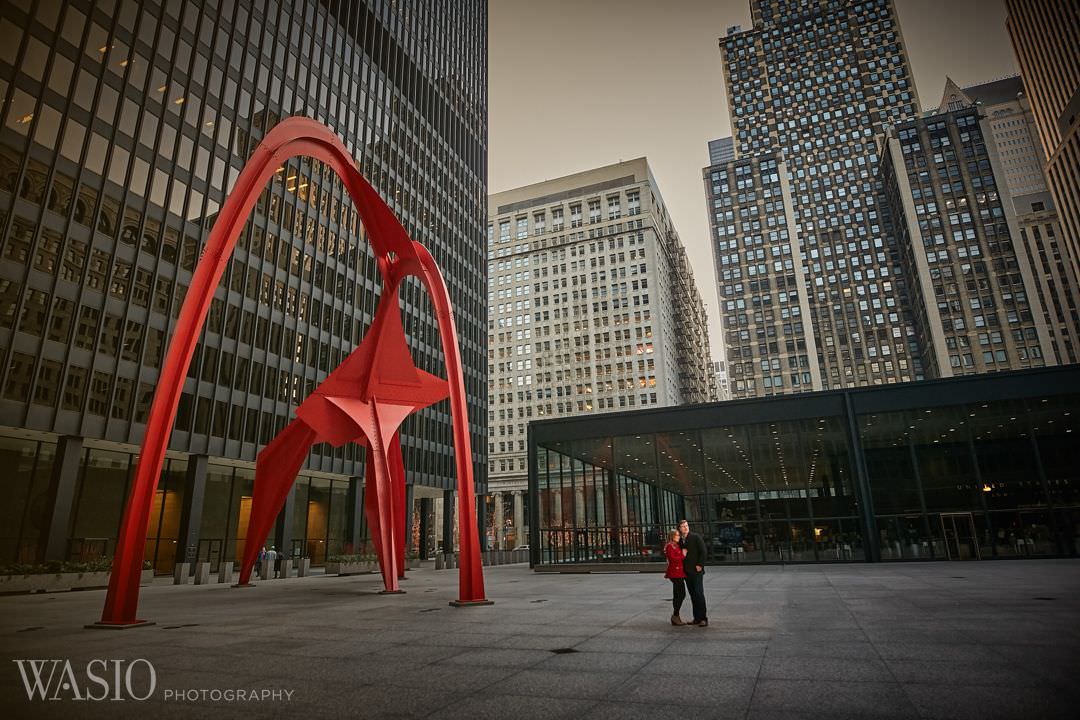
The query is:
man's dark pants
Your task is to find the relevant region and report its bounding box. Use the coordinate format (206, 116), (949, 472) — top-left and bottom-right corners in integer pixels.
(685, 571), (707, 623)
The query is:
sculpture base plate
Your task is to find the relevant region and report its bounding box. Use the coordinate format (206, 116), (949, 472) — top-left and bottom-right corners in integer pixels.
(85, 620), (156, 630)
(449, 599), (494, 608)
(378, 589), (406, 595)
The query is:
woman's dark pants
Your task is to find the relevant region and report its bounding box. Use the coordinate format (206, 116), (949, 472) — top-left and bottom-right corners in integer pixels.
(669, 577), (687, 614)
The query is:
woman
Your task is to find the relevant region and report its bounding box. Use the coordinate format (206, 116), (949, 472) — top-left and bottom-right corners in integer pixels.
(664, 528), (688, 625)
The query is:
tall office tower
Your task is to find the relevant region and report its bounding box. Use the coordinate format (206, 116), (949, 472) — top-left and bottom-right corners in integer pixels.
(485, 159), (713, 548)
(939, 76), (1080, 364)
(0, 0), (487, 569)
(705, 146), (824, 398)
(716, 0), (922, 396)
(1006, 0), (1080, 291)
(877, 106), (1054, 376)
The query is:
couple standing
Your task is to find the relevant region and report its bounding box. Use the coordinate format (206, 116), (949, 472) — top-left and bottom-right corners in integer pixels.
(664, 519), (708, 627)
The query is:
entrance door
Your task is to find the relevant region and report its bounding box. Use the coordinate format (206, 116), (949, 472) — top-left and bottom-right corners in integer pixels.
(940, 513), (980, 560)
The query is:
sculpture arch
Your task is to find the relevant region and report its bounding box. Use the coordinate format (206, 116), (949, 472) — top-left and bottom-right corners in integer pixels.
(98, 117), (487, 626)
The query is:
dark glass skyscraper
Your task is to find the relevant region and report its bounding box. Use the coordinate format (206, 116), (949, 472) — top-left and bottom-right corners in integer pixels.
(0, 0), (487, 570)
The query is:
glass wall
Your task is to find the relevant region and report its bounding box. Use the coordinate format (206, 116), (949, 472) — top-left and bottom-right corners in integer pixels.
(861, 393), (1080, 560)
(0, 436), (56, 563)
(532, 372), (1080, 565)
(536, 415), (861, 564)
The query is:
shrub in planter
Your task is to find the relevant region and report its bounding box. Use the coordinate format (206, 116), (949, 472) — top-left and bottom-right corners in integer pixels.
(0, 559), (155, 594)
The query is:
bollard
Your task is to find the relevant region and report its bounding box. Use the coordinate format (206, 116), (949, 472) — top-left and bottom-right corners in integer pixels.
(296, 558), (311, 577)
(279, 558), (293, 579)
(435, 554), (445, 570)
(218, 562), (234, 584)
(259, 558), (272, 580)
(173, 562), (190, 585)
(193, 562), (211, 585)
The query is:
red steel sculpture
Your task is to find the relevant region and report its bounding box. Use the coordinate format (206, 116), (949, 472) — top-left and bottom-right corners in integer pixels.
(95, 117), (488, 627)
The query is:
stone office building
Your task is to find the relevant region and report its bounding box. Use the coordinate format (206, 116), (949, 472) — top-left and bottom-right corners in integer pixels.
(1005, 0), (1080, 293)
(484, 159), (713, 549)
(939, 75), (1080, 366)
(877, 105), (1055, 378)
(715, 0), (923, 397)
(0, 0), (488, 571)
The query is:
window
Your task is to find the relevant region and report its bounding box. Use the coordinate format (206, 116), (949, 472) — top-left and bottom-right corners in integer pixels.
(607, 196), (621, 219)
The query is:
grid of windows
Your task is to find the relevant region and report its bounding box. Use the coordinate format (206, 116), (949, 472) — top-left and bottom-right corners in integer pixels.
(879, 109), (1052, 377)
(0, 0), (487, 497)
(717, 0), (921, 394)
(706, 152), (820, 399)
(486, 161), (712, 495)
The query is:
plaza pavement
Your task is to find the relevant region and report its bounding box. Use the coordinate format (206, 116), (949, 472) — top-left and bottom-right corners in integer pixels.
(1, 560), (1079, 719)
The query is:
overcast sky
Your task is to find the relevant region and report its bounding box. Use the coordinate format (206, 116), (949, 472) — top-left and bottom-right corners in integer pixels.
(488, 0), (1019, 360)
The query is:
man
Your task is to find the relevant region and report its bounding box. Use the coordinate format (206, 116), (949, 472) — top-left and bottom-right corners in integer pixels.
(678, 519), (708, 627)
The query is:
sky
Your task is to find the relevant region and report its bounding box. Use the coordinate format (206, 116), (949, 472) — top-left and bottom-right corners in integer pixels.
(488, 0), (1020, 360)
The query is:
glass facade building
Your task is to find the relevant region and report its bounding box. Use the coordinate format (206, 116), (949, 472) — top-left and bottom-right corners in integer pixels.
(529, 365), (1080, 566)
(0, 0), (487, 570)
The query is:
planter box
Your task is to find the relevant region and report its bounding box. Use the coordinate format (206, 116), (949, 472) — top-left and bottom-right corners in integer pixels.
(325, 561), (376, 576)
(0, 571), (112, 594)
(1, 568), (155, 595)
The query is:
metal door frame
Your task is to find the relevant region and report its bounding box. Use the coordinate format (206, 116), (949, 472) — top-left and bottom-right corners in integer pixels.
(939, 512), (981, 560)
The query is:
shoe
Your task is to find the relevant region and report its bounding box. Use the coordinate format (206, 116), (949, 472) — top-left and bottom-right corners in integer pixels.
(693, 619), (708, 628)
(671, 614), (685, 626)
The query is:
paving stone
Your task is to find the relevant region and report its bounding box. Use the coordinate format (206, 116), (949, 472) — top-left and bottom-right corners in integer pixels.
(750, 679), (919, 717)
(902, 683), (1078, 720)
(759, 655), (893, 682)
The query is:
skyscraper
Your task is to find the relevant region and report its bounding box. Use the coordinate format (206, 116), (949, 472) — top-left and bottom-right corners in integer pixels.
(1005, 0), (1080, 291)
(877, 106), (1054, 377)
(713, 0), (922, 396)
(485, 159), (713, 547)
(705, 145), (822, 399)
(0, 0), (487, 569)
(938, 76), (1080, 365)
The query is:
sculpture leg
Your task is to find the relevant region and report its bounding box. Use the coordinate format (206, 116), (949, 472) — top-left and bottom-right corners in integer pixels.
(390, 431), (407, 578)
(237, 420), (317, 585)
(363, 443), (383, 574)
(411, 246), (488, 604)
(364, 436), (401, 592)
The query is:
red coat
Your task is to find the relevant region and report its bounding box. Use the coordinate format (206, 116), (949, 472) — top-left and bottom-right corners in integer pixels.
(664, 542), (686, 579)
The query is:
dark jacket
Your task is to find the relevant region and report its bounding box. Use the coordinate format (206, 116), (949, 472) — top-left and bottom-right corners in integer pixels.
(680, 532), (706, 575)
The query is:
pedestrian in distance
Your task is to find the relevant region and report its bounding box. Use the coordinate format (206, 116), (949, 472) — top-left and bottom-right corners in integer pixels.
(664, 528), (688, 626)
(678, 519), (709, 627)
